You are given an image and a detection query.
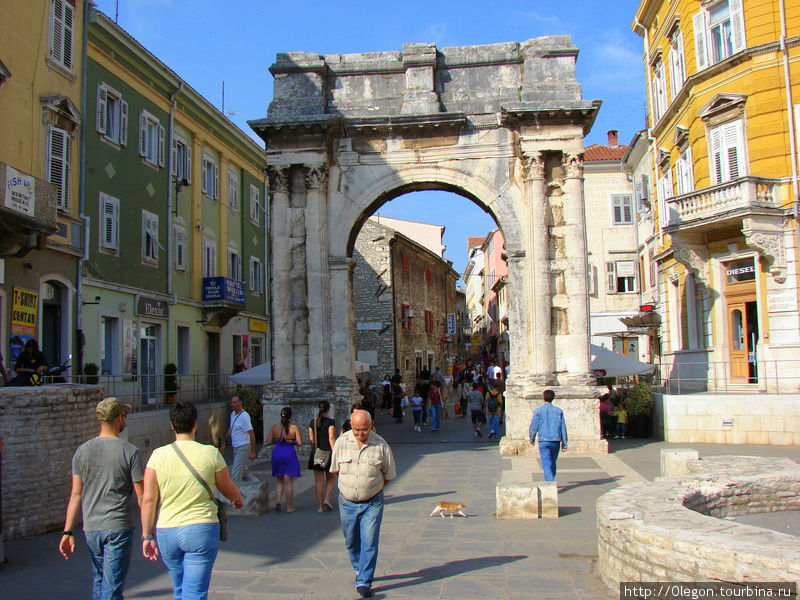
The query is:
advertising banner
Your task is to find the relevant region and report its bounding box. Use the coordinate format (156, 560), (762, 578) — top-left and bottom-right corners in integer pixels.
(446, 313), (456, 335)
(11, 287), (38, 336)
(5, 167), (35, 217)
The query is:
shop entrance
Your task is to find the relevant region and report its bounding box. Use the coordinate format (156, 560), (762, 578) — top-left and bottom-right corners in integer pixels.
(724, 258), (759, 383)
(139, 324), (158, 404)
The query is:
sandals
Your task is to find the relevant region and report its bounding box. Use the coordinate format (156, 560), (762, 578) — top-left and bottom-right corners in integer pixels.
(323, 501), (334, 512)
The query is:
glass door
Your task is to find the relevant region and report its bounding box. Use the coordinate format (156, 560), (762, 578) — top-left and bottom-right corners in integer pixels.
(140, 324), (157, 404)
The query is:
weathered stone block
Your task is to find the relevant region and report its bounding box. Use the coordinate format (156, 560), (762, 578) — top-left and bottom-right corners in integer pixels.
(496, 480), (558, 519)
(536, 480), (559, 518)
(234, 475), (271, 516)
(660, 448), (699, 477)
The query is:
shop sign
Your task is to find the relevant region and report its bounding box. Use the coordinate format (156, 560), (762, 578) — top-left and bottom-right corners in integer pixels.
(446, 313), (456, 335)
(202, 276), (245, 305)
(11, 286), (38, 335)
(470, 333), (483, 345)
(249, 319), (267, 333)
(135, 296), (169, 320)
(5, 167), (35, 217)
(726, 259), (756, 283)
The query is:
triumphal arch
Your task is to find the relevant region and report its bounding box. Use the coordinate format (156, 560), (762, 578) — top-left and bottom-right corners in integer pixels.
(249, 37), (607, 454)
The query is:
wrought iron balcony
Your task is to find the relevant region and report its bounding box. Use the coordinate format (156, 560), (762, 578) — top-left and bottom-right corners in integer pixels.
(664, 176), (784, 233)
(0, 162), (58, 257)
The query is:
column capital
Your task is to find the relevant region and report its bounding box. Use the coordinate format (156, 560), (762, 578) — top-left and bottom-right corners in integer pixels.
(266, 165), (291, 193)
(303, 165), (328, 190)
(521, 151), (545, 181)
(329, 255), (356, 272)
(561, 152), (584, 179)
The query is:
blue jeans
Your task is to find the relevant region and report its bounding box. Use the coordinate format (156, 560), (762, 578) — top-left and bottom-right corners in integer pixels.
(430, 405), (442, 429)
(85, 528), (134, 600)
(157, 523), (220, 600)
(339, 491), (384, 589)
(412, 408), (422, 425)
(230, 444), (249, 481)
(538, 441), (562, 482)
(487, 413), (500, 436)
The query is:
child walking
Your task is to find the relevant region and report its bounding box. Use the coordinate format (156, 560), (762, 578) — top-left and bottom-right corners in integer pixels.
(613, 401), (628, 439)
(410, 387), (424, 432)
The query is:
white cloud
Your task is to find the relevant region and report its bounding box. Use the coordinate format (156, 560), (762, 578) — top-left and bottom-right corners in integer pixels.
(582, 29), (643, 85)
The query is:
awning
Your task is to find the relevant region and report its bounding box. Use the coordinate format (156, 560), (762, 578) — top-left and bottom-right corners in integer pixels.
(619, 312), (661, 333)
(590, 344), (655, 378)
(229, 361), (272, 385)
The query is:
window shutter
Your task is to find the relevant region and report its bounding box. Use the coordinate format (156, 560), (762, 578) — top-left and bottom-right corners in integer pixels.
(710, 126), (723, 184)
(588, 264), (596, 295)
(175, 227), (186, 271)
(623, 195), (632, 223)
(171, 139), (177, 176)
(675, 157), (685, 195)
(96, 85), (107, 134)
(185, 144), (192, 184)
(606, 263), (616, 294)
(683, 146), (694, 192)
(119, 100), (128, 146)
(210, 243), (217, 276)
(730, 0), (746, 53)
(201, 159), (208, 195)
(227, 250), (233, 278)
(47, 125), (69, 210)
(634, 181), (643, 210)
(101, 194), (118, 250)
(146, 214), (159, 259)
(212, 163), (218, 199)
(693, 11), (709, 71)
(724, 121), (744, 180)
(62, 0), (74, 69)
(158, 124), (165, 167)
(138, 112), (147, 157)
(50, 0), (64, 63)
(249, 258), (255, 290)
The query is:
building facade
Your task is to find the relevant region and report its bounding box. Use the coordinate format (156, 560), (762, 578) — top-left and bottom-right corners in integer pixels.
(584, 131), (647, 361)
(0, 0), (86, 374)
(352, 217), (458, 385)
(81, 8), (268, 403)
(633, 0), (800, 390)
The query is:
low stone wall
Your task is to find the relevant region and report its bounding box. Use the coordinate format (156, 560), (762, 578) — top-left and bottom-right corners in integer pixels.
(654, 393), (800, 445)
(597, 455), (800, 586)
(0, 385), (103, 539)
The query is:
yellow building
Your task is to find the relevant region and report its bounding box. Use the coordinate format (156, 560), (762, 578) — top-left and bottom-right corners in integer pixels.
(632, 0), (800, 391)
(0, 1), (85, 370)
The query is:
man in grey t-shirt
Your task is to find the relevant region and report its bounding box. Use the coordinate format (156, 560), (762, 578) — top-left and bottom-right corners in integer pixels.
(468, 382), (486, 437)
(59, 397), (144, 600)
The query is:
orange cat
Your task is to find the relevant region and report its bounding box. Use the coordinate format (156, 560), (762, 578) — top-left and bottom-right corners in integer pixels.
(429, 501), (467, 518)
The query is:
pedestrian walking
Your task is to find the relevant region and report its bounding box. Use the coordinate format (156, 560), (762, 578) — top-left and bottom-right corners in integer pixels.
(485, 386), (503, 439)
(308, 400), (337, 512)
(266, 406), (303, 512)
(468, 382), (485, 437)
(458, 375), (471, 418)
(140, 401), (243, 600)
(330, 410), (396, 598)
(410, 387), (424, 432)
(220, 395), (255, 481)
(528, 389), (568, 481)
(428, 381), (443, 431)
(59, 397), (144, 600)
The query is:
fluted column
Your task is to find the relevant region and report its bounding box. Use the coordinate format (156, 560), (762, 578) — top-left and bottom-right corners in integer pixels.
(267, 165), (293, 381)
(303, 165), (331, 379)
(522, 151), (554, 379)
(561, 152), (591, 377)
(329, 256), (356, 378)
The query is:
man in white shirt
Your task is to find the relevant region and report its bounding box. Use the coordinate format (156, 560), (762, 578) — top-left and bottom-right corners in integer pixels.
(221, 395), (255, 481)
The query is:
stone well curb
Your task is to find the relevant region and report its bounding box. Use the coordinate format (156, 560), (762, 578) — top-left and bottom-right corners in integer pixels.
(596, 455), (800, 587)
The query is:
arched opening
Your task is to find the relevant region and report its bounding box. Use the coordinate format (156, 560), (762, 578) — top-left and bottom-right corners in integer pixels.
(38, 276), (72, 371)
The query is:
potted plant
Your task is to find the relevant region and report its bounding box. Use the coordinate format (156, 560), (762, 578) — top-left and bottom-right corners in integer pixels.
(83, 362), (99, 385)
(624, 382), (654, 438)
(164, 362), (179, 403)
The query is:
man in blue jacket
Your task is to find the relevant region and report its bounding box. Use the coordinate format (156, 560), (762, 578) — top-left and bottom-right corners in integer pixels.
(528, 389), (568, 481)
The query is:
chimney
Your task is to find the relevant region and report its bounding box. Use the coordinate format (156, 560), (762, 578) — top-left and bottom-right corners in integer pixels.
(607, 130), (619, 146)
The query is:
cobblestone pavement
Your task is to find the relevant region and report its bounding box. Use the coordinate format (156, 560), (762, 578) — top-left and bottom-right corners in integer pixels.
(3, 408), (800, 599)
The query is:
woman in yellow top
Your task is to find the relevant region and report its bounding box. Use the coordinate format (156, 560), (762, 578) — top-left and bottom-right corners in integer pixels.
(141, 401), (243, 600)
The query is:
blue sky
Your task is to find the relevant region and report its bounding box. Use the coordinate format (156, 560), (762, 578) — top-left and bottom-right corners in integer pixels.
(93, 0), (645, 278)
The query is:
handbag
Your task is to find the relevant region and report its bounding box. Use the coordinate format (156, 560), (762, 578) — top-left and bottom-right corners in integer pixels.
(312, 418), (331, 468)
(171, 443), (229, 541)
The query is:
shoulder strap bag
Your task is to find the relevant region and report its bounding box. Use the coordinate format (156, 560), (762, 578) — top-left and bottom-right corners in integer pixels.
(312, 417), (332, 468)
(171, 443), (229, 541)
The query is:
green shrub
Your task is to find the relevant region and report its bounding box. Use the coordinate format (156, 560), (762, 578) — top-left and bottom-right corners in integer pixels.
(164, 363), (179, 394)
(236, 386), (263, 443)
(624, 381), (653, 417)
(83, 362), (99, 385)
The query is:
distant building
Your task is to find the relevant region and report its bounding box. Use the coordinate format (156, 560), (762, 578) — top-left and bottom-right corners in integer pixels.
(352, 217), (458, 385)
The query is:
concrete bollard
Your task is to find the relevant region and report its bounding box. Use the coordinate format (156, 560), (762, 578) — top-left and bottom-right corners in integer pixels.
(660, 448), (699, 477)
(234, 474), (271, 516)
(496, 480), (559, 519)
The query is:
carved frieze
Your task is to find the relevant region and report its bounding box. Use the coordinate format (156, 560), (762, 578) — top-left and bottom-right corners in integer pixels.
(672, 244), (708, 283)
(303, 165), (328, 190)
(743, 218), (787, 283)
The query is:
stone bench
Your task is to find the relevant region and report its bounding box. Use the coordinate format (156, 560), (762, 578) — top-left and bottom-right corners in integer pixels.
(597, 454), (800, 587)
(496, 480), (558, 519)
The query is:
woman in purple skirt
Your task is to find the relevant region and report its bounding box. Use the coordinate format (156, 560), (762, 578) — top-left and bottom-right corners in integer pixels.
(266, 406), (302, 512)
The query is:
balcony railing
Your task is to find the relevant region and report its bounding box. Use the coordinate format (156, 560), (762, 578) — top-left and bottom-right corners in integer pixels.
(665, 176), (783, 231)
(0, 162), (58, 256)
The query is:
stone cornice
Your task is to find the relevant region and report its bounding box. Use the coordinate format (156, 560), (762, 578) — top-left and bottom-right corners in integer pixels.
(500, 100), (601, 135)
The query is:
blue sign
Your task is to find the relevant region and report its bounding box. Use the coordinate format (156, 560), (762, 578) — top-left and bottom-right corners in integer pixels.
(202, 277), (245, 305)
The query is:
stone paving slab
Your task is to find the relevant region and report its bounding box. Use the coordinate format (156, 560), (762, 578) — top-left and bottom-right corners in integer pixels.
(3, 412), (800, 599)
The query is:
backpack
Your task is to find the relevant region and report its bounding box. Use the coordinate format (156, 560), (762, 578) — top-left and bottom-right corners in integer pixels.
(487, 392), (499, 413)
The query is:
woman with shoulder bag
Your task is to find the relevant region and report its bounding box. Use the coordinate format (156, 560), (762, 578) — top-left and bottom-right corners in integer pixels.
(141, 401), (243, 600)
(307, 400), (337, 512)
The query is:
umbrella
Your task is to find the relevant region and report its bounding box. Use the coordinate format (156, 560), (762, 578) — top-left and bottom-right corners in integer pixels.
(590, 344), (654, 378)
(229, 361), (272, 385)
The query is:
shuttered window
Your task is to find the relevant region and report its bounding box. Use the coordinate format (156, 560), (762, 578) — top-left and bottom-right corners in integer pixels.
(249, 184), (260, 224)
(693, 0), (746, 70)
(249, 257), (263, 293)
(49, 0), (74, 70)
(171, 137), (191, 183)
(657, 170), (674, 228)
(96, 83), (127, 146)
(202, 238), (217, 278)
(142, 210), (159, 263)
(46, 125), (70, 210)
(611, 194), (633, 225)
(668, 29), (686, 98)
(607, 261), (637, 294)
(174, 225), (186, 271)
(651, 59), (668, 122)
(99, 192), (119, 251)
(227, 169), (239, 213)
(709, 120), (745, 184)
(138, 110), (164, 167)
(201, 155), (218, 199)
(228, 249), (242, 281)
(675, 146), (694, 195)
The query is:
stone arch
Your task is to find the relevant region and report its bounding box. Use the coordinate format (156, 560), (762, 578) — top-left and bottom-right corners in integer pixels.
(250, 38), (606, 454)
